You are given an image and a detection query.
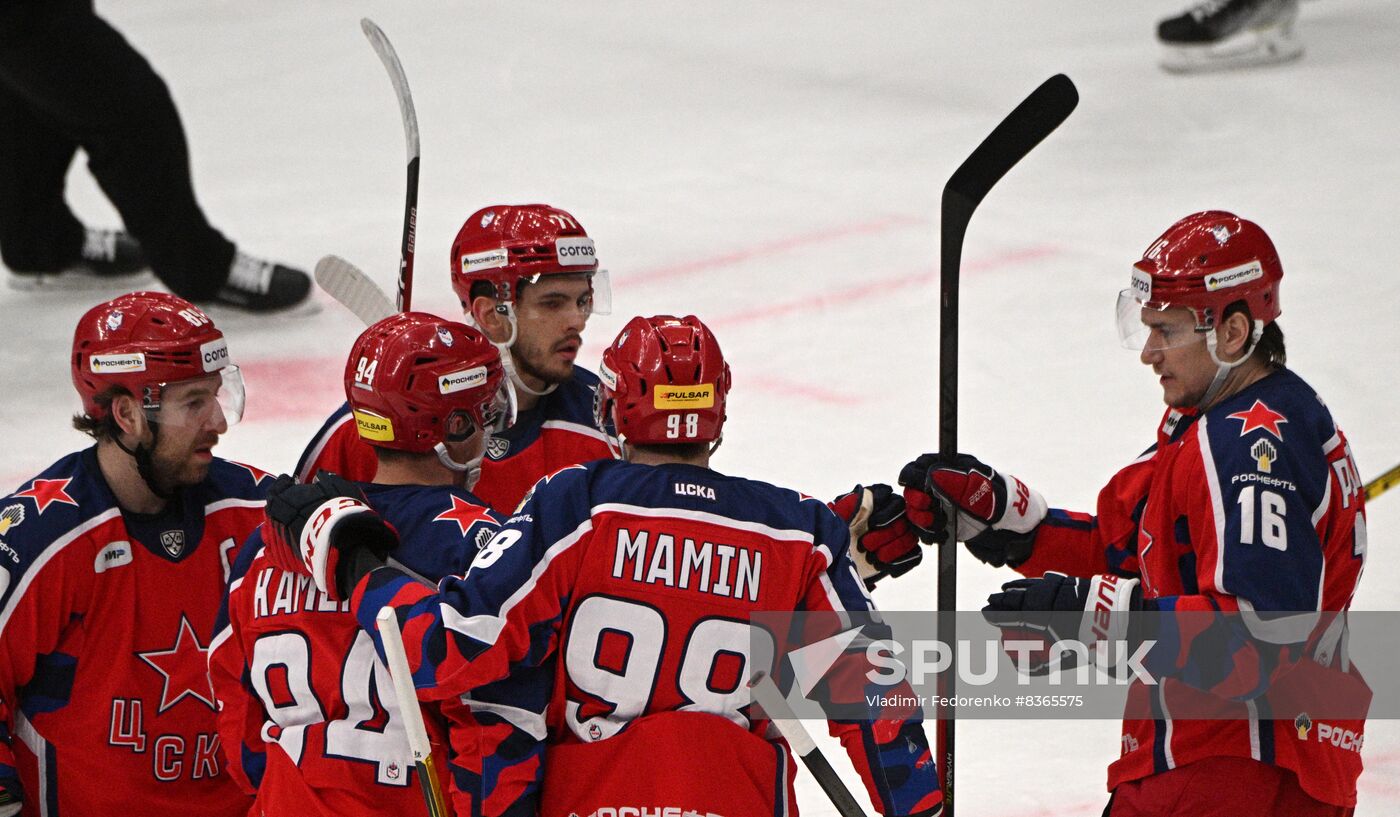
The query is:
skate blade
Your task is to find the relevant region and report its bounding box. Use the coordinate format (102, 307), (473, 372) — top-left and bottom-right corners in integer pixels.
(1161, 26), (1303, 73)
(5, 268), (154, 292)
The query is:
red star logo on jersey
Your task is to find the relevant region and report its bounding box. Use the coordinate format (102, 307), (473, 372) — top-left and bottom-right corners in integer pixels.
(15, 478), (78, 514)
(137, 616), (217, 713)
(1227, 399), (1288, 440)
(434, 495), (496, 536)
(230, 461), (273, 485)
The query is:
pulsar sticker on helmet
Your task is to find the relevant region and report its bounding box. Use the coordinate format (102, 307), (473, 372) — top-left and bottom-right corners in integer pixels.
(1204, 260), (1263, 292)
(439, 366), (488, 394)
(555, 236), (596, 266)
(353, 409), (395, 441)
(90, 352), (146, 373)
(654, 383), (715, 409)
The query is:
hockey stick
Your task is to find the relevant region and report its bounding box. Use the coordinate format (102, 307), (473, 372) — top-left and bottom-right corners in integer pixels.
(750, 671), (869, 817)
(314, 255), (397, 325)
(937, 74), (1079, 816)
(376, 606), (450, 817)
(361, 18), (420, 312)
(1364, 461), (1400, 501)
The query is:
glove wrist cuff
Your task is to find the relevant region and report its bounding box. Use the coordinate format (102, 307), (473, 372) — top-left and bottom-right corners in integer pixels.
(300, 497), (373, 587)
(1078, 574), (1140, 645)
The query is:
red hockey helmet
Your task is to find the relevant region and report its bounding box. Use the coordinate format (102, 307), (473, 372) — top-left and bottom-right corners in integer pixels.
(449, 203), (610, 314)
(1118, 211), (1283, 350)
(345, 312), (511, 453)
(596, 315), (731, 447)
(71, 291), (244, 424)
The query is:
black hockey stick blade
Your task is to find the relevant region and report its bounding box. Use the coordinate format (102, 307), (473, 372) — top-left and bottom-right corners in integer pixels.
(943, 74), (1078, 220)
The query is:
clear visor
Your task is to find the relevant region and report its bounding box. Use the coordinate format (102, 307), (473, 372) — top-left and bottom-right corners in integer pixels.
(147, 365), (246, 428)
(485, 377), (518, 435)
(1115, 290), (1208, 352)
(519, 269), (612, 316)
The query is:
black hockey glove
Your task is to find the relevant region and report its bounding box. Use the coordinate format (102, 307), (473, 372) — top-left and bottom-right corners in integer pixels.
(983, 571), (1143, 675)
(263, 471), (399, 600)
(830, 484), (922, 589)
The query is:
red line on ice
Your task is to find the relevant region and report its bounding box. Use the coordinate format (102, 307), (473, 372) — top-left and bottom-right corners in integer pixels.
(624, 214), (925, 287)
(743, 374), (866, 406)
(238, 356), (342, 423)
(709, 244), (1060, 329)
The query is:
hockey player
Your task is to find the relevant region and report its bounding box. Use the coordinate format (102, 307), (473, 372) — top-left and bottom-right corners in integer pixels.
(0, 291), (267, 817)
(294, 203), (616, 514)
(900, 212), (1365, 816)
(210, 312), (547, 817)
(262, 314), (943, 817)
(1156, 0), (1303, 73)
(294, 203), (923, 585)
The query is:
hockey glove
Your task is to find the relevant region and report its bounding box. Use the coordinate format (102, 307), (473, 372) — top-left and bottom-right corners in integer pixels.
(264, 471), (399, 599)
(983, 571), (1142, 675)
(897, 453), (1047, 568)
(830, 484), (922, 589)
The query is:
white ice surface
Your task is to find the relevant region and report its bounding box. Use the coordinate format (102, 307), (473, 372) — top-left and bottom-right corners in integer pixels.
(1, 2), (1397, 814)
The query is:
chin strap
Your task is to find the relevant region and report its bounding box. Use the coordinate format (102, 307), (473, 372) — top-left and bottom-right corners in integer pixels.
(433, 441), (486, 491)
(1197, 319), (1264, 410)
(112, 420), (174, 500)
(467, 303), (558, 399)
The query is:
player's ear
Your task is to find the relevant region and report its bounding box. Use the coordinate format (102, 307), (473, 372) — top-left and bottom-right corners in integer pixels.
(1218, 309), (1254, 362)
(470, 295), (512, 345)
(109, 392), (149, 441)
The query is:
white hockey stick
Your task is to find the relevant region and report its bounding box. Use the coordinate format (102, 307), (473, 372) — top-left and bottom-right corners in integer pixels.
(750, 671), (870, 817)
(314, 255), (396, 325)
(376, 606), (450, 817)
(360, 18), (420, 312)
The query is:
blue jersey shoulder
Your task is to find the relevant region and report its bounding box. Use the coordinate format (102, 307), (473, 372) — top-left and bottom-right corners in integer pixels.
(492, 367), (603, 456)
(574, 459), (842, 545)
(361, 482), (504, 581)
(295, 401), (354, 480)
(204, 458), (275, 503)
(1, 449), (119, 564)
(1203, 368), (1335, 498)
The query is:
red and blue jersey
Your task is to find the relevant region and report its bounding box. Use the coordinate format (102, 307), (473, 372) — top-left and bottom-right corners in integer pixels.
(0, 447), (268, 817)
(294, 366), (617, 514)
(210, 482), (549, 817)
(353, 460), (942, 817)
(1019, 368), (1366, 806)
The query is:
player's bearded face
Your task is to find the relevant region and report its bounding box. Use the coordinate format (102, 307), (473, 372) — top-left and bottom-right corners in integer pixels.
(147, 376), (229, 489)
(511, 275), (593, 387)
(1138, 307), (1214, 408)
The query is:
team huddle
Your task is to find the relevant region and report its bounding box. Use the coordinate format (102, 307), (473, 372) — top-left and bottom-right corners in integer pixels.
(0, 206), (1368, 817)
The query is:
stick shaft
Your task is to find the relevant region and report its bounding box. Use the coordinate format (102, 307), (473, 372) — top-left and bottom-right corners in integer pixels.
(936, 73), (1079, 816)
(1364, 462), (1400, 501)
(360, 18), (420, 312)
(376, 606), (449, 817)
(750, 674), (868, 817)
